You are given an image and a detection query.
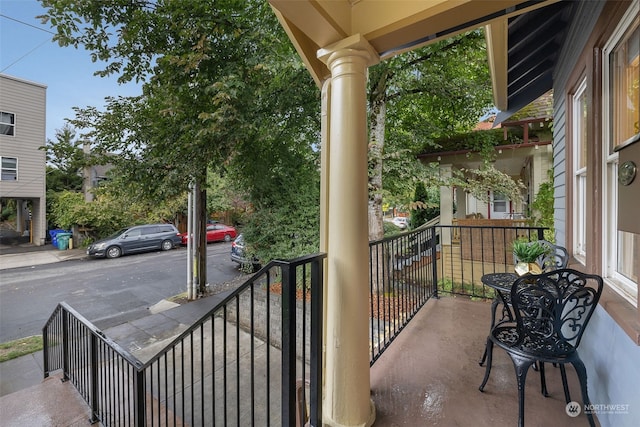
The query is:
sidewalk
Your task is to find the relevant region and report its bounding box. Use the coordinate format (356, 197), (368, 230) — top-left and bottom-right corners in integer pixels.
(0, 241), (86, 270)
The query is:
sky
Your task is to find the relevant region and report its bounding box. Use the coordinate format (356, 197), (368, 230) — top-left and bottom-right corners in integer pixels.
(0, 0), (141, 141)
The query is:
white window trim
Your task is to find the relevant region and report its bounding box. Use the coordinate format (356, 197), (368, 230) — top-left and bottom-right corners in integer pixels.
(601, 0), (639, 307)
(572, 78), (587, 264)
(0, 111), (16, 137)
(0, 156), (18, 181)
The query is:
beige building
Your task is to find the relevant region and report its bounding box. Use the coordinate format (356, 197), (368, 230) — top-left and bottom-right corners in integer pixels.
(0, 74), (47, 246)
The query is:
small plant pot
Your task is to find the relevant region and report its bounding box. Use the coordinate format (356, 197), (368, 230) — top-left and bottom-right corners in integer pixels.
(515, 262), (542, 276)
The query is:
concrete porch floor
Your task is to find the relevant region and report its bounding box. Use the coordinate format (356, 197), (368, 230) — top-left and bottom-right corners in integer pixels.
(370, 296), (600, 426)
(0, 295), (601, 426)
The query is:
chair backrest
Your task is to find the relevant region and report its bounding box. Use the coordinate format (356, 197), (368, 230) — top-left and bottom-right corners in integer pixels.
(510, 269), (603, 356)
(513, 240), (569, 273)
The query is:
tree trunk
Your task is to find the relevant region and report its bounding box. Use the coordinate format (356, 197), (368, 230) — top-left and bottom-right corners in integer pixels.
(368, 98), (386, 241)
(368, 89), (390, 294)
(197, 185), (207, 294)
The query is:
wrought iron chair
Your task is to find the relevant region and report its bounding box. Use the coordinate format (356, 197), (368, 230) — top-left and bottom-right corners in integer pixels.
(479, 269), (603, 427)
(479, 240), (569, 366)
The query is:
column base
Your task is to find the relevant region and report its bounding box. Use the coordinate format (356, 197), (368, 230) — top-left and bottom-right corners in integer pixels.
(320, 398), (376, 427)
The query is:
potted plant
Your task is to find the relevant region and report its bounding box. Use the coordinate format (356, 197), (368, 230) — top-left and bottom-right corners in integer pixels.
(512, 239), (547, 276)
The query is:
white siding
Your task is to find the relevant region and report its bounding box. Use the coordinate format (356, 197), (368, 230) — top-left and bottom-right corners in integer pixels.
(0, 74), (47, 198)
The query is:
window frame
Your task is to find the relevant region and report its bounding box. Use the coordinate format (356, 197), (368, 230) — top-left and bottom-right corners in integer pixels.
(0, 156), (18, 181)
(601, 2), (639, 307)
(0, 111), (16, 137)
(571, 78), (588, 263)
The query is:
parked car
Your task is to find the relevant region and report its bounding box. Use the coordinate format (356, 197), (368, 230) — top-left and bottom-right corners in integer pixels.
(179, 224), (237, 245)
(86, 224), (181, 259)
(391, 217), (409, 229)
(230, 234), (261, 271)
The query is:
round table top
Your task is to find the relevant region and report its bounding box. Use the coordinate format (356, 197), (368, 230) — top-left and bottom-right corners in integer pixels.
(481, 272), (519, 293)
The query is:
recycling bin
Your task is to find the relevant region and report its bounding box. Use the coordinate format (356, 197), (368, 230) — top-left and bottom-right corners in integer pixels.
(49, 229), (66, 249)
(56, 233), (72, 251)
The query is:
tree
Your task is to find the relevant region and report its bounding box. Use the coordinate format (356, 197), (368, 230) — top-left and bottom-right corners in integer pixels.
(367, 30), (494, 240)
(39, 0), (321, 285)
(40, 0), (265, 293)
(410, 182), (439, 229)
(42, 125), (85, 193)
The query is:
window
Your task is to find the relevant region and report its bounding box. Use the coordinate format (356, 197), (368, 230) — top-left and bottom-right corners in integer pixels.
(603, 4), (639, 307)
(0, 157), (17, 180)
(0, 112), (15, 136)
(572, 79), (588, 261)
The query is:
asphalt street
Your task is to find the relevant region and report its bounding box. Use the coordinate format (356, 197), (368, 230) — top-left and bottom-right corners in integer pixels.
(0, 242), (246, 343)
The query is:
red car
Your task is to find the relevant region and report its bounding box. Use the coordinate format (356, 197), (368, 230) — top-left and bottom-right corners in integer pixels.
(180, 224), (237, 245)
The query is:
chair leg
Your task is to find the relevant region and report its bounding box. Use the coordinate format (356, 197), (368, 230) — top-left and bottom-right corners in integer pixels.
(508, 353), (535, 427)
(479, 337), (494, 391)
(538, 362), (549, 397)
(571, 359), (596, 427)
(559, 364), (571, 403)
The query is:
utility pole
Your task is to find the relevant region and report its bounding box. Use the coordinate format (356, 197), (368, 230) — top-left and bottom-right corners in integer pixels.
(186, 179), (208, 300)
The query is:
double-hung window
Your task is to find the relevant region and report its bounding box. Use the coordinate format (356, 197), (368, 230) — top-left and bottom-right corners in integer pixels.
(0, 157), (18, 180)
(0, 112), (15, 136)
(572, 79), (588, 262)
(603, 3), (639, 306)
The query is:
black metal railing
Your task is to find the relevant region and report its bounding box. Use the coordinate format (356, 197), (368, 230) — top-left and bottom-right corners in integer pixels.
(367, 222), (547, 364)
(434, 224), (546, 298)
(43, 253), (326, 427)
(368, 225), (438, 364)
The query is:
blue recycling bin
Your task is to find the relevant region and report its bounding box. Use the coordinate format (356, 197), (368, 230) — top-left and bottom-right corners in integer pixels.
(49, 229), (66, 249)
(56, 233), (72, 250)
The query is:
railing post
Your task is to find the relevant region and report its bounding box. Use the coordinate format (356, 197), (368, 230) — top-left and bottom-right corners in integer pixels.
(431, 226), (439, 299)
(281, 261), (297, 426)
(62, 308), (69, 381)
(43, 325), (49, 379)
(134, 369), (146, 426)
(89, 334), (99, 423)
(309, 258), (324, 426)
(537, 228), (545, 240)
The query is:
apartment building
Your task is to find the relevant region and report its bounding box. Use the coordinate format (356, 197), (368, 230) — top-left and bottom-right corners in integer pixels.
(0, 74), (47, 245)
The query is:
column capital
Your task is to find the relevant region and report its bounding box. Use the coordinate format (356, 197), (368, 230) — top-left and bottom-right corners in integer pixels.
(317, 34), (380, 69)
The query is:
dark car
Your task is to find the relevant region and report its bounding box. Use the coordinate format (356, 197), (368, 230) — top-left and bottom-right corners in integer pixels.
(230, 234), (261, 271)
(86, 224), (182, 259)
(179, 224), (237, 245)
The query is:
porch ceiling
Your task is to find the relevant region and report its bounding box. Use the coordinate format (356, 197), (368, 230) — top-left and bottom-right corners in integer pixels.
(268, 0), (561, 88)
(491, 0), (576, 123)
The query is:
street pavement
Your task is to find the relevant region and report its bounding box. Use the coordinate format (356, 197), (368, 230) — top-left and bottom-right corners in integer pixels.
(0, 241), (238, 396)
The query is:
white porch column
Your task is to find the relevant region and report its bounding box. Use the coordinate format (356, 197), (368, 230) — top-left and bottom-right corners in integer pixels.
(318, 35), (378, 427)
(440, 164), (453, 245)
(456, 185), (467, 219)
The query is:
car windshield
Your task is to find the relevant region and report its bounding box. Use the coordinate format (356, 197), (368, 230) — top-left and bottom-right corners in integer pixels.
(106, 228), (130, 240)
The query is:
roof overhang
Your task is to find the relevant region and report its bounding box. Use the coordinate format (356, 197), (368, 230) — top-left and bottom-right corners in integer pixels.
(488, 0), (575, 123)
(269, 0), (562, 88)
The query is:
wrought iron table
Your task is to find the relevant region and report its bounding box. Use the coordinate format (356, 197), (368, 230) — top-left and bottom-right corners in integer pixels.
(478, 272), (519, 365)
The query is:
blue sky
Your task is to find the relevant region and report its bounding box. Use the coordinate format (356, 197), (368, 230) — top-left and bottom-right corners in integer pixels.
(1, 0), (141, 141)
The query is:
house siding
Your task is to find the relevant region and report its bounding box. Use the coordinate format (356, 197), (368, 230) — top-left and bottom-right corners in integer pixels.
(0, 75), (46, 197)
(553, 2), (640, 426)
(0, 74), (47, 245)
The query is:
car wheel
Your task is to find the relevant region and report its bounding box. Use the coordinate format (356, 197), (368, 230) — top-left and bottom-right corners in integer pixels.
(224, 234), (231, 242)
(106, 246), (121, 259)
(161, 239), (173, 251)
